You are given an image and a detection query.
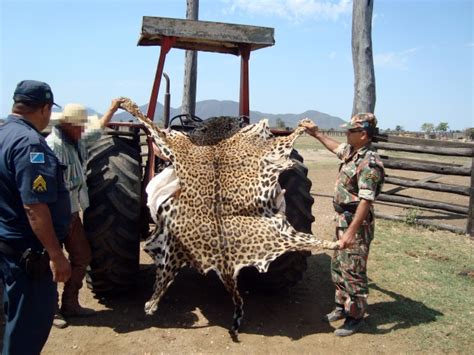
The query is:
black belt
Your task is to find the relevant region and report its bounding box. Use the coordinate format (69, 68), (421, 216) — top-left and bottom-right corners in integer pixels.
(333, 201), (359, 214)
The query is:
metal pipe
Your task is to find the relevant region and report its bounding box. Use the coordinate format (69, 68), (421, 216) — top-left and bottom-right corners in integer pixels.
(163, 72), (171, 128)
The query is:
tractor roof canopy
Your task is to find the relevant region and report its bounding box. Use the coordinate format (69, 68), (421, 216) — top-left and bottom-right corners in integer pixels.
(138, 16), (274, 55)
(138, 16), (275, 123)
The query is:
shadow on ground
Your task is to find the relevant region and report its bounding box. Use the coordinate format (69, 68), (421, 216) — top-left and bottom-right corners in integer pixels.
(0, 254), (443, 342)
(65, 253), (442, 340)
(66, 253), (337, 339)
(361, 283), (443, 334)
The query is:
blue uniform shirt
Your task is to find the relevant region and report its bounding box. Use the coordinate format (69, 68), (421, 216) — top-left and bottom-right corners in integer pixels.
(0, 115), (71, 252)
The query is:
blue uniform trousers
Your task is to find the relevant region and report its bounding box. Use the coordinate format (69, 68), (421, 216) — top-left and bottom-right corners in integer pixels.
(1, 255), (56, 355)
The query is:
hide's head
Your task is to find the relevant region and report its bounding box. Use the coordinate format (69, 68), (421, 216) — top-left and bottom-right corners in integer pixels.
(189, 116), (243, 145)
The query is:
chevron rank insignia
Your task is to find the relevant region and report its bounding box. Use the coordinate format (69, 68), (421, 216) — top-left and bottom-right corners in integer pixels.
(30, 152), (45, 164)
(32, 175), (47, 193)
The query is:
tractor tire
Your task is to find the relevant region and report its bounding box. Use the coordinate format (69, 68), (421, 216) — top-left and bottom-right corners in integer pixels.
(83, 134), (142, 295)
(239, 150), (315, 291)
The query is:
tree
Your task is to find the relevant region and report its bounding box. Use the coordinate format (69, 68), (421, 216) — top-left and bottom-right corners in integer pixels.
(351, 0), (376, 116)
(436, 122), (449, 133)
(464, 127), (474, 140)
(421, 123), (434, 134)
(181, 0), (199, 117)
(275, 118), (286, 130)
(395, 125), (404, 132)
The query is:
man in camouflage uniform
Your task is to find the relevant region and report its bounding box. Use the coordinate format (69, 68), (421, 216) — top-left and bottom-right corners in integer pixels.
(300, 113), (385, 337)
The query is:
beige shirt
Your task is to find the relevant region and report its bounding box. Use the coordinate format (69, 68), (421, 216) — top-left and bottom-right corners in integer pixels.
(46, 125), (102, 214)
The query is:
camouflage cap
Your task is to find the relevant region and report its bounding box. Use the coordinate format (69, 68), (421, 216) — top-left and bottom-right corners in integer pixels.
(340, 113), (378, 131)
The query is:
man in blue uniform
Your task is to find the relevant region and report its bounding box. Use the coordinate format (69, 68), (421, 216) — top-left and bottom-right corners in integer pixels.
(0, 80), (72, 354)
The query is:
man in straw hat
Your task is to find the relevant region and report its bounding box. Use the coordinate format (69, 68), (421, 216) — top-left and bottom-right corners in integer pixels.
(0, 80), (72, 354)
(299, 113), (385, 337)
(46, 98), (125, 328)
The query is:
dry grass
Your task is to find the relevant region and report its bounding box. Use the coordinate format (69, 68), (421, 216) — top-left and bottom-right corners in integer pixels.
(296, 135), (473, 352)
(369, 220), (474, 352)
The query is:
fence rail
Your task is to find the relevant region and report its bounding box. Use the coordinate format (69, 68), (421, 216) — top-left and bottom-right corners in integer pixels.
(373, 134), (473, 236)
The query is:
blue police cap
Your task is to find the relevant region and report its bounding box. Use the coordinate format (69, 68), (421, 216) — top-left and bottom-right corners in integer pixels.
(13, 80), (61, 108)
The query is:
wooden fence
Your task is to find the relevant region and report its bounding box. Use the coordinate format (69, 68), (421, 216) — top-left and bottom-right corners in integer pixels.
(323, 130), (346, 137)
(372, 134), (473, 236)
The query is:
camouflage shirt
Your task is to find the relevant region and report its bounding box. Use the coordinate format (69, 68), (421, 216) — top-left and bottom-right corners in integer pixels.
(333, 143), (385, 227)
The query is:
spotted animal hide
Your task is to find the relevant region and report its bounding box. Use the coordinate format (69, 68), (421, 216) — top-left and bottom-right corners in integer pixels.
(119, 98), (338, 339)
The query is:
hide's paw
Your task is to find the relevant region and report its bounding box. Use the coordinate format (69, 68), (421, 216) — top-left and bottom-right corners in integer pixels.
(144, 300), (159, 315)
(322, 240), (341, 250)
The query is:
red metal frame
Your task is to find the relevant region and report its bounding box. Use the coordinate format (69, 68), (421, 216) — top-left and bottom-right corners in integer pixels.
(147, 36), (176, 121)
(146, 37), (253, 127)
(239, 44), (251, 124)
(111, 30), (282, 191)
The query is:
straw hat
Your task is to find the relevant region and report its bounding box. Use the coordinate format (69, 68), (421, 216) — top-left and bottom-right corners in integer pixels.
(51, 103), (99, 126)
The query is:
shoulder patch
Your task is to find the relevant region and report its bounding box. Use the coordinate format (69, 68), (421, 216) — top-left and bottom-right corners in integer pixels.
(30, 152), (45, 164)
(365, 172), (379, 182)
(368, 151), (377, 168)
(33, 175), (47, 193)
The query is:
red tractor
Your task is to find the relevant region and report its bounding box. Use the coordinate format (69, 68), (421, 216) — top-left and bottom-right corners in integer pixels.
(84, 17), (315, 295)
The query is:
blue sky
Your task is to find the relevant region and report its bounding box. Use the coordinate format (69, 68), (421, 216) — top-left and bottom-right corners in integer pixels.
(1, 0), (472, 131)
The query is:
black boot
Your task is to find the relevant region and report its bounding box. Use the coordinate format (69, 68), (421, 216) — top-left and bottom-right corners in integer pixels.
(322, 305), (345, 322)
(334, 317), (363, 337)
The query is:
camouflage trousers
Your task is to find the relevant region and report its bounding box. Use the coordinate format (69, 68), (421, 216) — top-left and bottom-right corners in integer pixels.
(331, 217), (374, 319)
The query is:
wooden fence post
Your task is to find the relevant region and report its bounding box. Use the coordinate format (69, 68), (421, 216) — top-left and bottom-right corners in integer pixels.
(182, 0), (199, 117)
(352, 0), (376, 115)
(467, 157), (474, 237)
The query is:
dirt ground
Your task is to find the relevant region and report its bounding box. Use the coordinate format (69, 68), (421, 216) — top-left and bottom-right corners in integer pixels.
(2, 147), (470, 354)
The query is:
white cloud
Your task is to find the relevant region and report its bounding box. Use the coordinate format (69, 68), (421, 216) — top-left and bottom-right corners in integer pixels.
(374, 48), (419, 70)
(466, 42), (474, 47)
(222, 0), (352, 22)
(372, 12), (386, 28)
(328, 51), (337, 59)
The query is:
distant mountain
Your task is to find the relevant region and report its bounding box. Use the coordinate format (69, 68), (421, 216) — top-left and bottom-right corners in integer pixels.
(53, 106), (100, 116)
(51, 106), (101, 125)
(113, 100), (345, 129)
